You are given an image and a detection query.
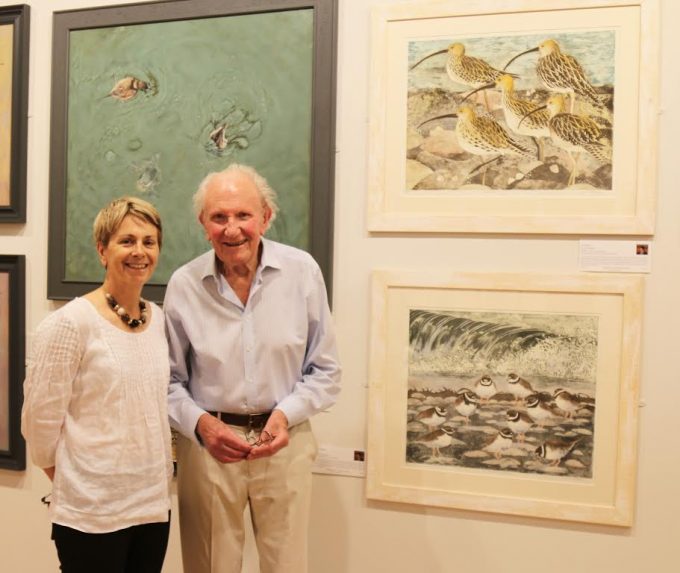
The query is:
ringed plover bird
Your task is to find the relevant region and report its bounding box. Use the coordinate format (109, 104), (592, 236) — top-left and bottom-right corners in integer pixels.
(474, 375), (497, 403)
(534, 437), (581, 466)
(414, 406), (448, 430)
(507, 373), (535, 404)
(483, 428), (515, 459)
(453, 388), (479, 424)
(417, 426), (456, 458)
(505, 409), (533, 442)
(525, 395), (560, 426)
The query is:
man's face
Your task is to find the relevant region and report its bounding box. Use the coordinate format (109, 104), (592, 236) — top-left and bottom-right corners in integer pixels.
(200, 171), (271, 271)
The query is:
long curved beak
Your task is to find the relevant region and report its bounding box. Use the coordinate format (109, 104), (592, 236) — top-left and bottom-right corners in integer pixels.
(503, 46), (539, 71)
(461, 81), (495, 104)
(410, 48), (447, 71)
(418, 112), (457, 130)
(518, 104), (547, 128)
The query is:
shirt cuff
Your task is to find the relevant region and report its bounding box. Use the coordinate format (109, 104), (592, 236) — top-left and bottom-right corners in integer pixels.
(174, 401), (209, 446)
(273, 397), (307, 428)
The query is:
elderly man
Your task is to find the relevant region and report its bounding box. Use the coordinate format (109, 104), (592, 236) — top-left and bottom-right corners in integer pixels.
(165, 164), (341, 573)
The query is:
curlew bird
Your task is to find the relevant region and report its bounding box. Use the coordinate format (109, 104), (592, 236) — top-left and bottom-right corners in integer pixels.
(520, 94), (612, 186)
(419, 105), (535, 185)
(411, 42), (510, 89)
(504, 39), (603, 113)
(463, 74), (550, 160)
(411, 42), (515, 108)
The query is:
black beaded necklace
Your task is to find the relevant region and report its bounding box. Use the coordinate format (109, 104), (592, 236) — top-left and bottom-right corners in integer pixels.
(104, 292), (147, 329)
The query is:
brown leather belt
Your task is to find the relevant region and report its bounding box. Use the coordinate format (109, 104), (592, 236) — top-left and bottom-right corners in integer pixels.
(209, 411), (271, 428)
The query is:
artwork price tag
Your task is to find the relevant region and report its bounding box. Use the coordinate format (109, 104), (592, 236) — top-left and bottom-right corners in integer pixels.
(312, 444), (366, 478)
(579, 240), (651, 273)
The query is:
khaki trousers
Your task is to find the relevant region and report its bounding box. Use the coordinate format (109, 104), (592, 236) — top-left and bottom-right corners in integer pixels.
(176, 421), (317, 573)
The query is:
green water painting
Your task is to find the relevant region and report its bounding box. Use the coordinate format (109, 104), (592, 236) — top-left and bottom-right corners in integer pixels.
(64, 9), (313, 284)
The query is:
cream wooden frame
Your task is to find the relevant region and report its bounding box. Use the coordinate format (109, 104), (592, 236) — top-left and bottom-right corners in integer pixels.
(367, 0), (659, 234)
(367, 270), (643, 525)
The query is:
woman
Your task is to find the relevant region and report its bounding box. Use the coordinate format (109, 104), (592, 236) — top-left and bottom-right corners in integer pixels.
(22, 197), (172, 573)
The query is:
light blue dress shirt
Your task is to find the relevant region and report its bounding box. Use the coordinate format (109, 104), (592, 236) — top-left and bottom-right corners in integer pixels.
(165, 238), (341, 442)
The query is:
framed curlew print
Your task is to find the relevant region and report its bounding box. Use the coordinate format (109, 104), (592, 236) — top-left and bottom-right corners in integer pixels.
(0, 255), (25, 470)
(367, 270), (643, 525)
(367, 0), (659, 234)
(0, 5), (29, 223)
(48, 0), (336, 302)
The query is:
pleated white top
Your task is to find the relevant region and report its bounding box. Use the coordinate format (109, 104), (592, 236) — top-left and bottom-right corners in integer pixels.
(22, 297), (172, 533)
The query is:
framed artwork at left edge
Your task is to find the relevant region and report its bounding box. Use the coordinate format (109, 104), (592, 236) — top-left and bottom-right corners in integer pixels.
(0, 255), (26, 470)
(0, 5), (29, 223)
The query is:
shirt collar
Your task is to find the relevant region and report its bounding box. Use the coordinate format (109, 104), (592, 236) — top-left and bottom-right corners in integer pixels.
(258, 238), (283, 271)
(200, 237), (283, 285)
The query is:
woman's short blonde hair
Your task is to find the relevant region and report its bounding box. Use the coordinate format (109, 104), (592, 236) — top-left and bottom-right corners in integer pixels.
(93, 196), (163, 248)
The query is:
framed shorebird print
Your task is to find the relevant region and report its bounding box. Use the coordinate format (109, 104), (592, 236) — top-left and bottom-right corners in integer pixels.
(0, 4), (29, 223)
(0, 255), (25, 470)
(367, 270), (643, 525)
(48, 0), (337, 302)
(367, 0), (659, 234)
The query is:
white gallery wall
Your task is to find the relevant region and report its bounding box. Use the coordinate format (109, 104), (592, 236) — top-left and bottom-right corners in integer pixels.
(0, 0), (678, 571)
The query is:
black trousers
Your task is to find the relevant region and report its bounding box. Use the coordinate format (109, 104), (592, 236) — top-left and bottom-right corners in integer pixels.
(51, 515), (170, 573)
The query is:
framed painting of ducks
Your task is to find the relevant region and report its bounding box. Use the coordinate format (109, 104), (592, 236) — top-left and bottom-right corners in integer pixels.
(0, 5), (29, 223)
(367, 270), (643, 525)
(367, 0), (659, 234)
(47, 0), (337, 302)
(0, 255), (25, 470)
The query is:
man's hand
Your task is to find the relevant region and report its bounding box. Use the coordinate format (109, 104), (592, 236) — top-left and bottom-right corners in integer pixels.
(196, 413), (252, 463)
(247, 409), (290, 460)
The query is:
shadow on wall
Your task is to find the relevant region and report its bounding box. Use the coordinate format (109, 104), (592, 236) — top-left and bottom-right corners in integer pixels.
(309, 475), (350, 572)
(309, 473), (461, 572)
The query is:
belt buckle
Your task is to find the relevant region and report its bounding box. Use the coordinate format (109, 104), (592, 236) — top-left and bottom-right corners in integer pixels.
(247, 413), (263, 431)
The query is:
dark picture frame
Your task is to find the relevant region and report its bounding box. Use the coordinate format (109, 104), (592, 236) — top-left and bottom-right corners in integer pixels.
(0, 5), (30, 223)
(48, 0), (337, 302)
(0, 255), (26, 471)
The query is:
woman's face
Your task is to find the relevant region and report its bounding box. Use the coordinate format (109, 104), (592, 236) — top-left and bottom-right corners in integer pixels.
(98, 215), (160, 289)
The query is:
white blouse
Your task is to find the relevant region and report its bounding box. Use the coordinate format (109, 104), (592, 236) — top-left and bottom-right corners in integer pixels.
(21, 297), (172, 533)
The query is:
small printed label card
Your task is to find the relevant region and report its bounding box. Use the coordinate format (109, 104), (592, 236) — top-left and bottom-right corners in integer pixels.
(312, 444), (366, 478)
(579, 240), (651, 273)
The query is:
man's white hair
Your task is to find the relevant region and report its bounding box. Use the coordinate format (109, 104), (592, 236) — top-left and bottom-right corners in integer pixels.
(193, 164), (279, 224)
